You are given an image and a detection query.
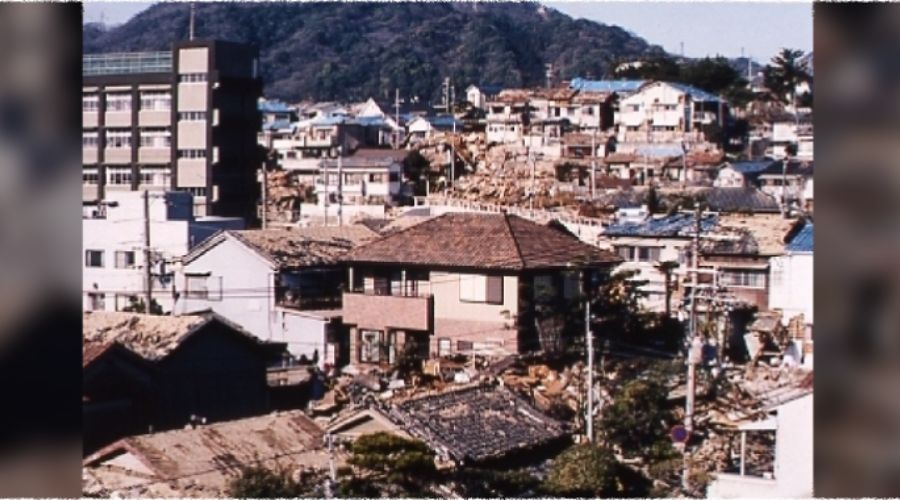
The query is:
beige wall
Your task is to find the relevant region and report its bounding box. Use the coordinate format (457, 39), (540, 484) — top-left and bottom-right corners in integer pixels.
(430, 271), (518, 323)
(342, 292), (433, 331)
(83, 112), (98, 128)
(177, 47), (209, 73)
(83, 148), (98, 164)
(177, 121), (207, 149)
(176, 159), (207, 187)
(104, 148), (131, 164)
(138, 110), (170, 127)
(104, 111), (132, 128)
(82, 184), (99, 201)
(138, 148), (170, 164)
(177, 84), (207, 111)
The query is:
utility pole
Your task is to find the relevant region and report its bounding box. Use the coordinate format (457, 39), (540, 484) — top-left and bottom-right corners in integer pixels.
(324, 433), (335, 498)
(585, 289), (594, 443)
(529, 149), (535, 213)
(143, 190), (154, 314)
(683, 204), (702, 490)
(394, 88), (401, 149)
(322, 156), (329, 227)
(262, 133), (272, 229)
(337, 145), (344, 227)
(590, 130), (597, 200)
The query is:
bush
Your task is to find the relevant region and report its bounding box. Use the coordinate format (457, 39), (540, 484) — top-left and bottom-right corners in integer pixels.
(543, 444), (618, 497)
(228, 465), (326, 498)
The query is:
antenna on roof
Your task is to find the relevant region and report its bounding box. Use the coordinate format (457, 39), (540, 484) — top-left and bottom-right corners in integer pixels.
(189, 2), (196, 41)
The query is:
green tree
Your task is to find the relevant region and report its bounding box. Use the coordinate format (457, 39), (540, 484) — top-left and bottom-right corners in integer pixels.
(680, 57), (744, 95)
(599, 377), (677, 460)
(762, 48), (811, 105)
(338, 432), (438, 497)
(121, 296), (163, 315)
(228, 464), (326, 498)
(543, 444), (621, 497)
(453, 467), (541, 497)
(654, 260), (680, 318)
(614, 55), (681, 81)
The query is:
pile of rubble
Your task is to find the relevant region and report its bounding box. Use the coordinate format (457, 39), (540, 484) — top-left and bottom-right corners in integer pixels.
(262, 169), (315, 223)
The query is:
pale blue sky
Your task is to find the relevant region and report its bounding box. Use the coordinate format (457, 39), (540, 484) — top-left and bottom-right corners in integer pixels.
(83, 1), (813, 62)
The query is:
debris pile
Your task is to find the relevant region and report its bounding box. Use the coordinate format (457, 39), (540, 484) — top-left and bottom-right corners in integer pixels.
(263, 169), (315, 224)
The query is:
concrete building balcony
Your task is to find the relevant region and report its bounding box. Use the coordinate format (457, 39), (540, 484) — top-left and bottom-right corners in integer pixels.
(138, 147), (171, 164)
(104, 111), (132, 128)
(83, 111), (98, 128)
(138, 110), (171, 127)
(104, 148), (132, 164)
(342, 291), (434, 332)
(83, 147), (99, 165)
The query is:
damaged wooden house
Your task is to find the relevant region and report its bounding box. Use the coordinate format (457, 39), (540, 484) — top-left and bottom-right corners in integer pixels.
(340, 212), (621, 366)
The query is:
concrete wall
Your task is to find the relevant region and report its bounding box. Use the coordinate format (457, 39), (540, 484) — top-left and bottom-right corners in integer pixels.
(774, 394), (814, 496)
(430, 271), (518, 323)
(177, 47), (209, 73)
(769, 252), (813, 324)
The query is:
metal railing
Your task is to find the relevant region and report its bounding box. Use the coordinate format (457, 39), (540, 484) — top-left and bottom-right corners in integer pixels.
(83, 51), (172, 76)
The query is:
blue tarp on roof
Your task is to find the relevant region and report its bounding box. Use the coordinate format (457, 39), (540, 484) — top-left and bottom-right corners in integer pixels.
(666, 82), (723, 103)
(786, 223), (813, 252)
(569, 78), (647, 93)
(310, 115), (354, 126)
(424, 115), (463, 129)
(262, 119), (294, 131)
(356, 116), (390, 127)
(605, 212), (718, 238)
(730, 161), (777, 174)
(258, 100), (295, 113)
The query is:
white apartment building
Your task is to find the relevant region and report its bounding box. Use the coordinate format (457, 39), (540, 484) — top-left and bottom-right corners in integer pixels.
(615, 81), (725, 145)
(317, 148), (407, 207)
(83, 190), (243, 314)
(769, 223), (813, 325)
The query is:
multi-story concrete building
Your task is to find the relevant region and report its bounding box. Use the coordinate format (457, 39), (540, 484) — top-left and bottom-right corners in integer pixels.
(614, 81), (726, 146)
(82, 190), (244, 314)
(82, 40), (263, 221)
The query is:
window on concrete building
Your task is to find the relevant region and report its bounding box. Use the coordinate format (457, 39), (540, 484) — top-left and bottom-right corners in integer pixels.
(87, 293), (105, 311)
(83, 94), (99, 112)
(114, 250), (136, 269)
(178, 187), (208, 198)
(637, 246), (662, 262)
(438, 338), (452, 357)
(105, 129), (132, 149)
(459, 274), (503, 304)
(140, 91), (171, 111)
(178, 73), (207, 83)
(140, 128), (171, 148)
(138, 166), (172, 188)
(83, 169), (100, 185)
(178, 149), (206, 159)
(185, 274), (217, 299)
(105, 93), (132, 112)
(720, 270), (766, 289)
(178, 111), (207, 121)
(83, 131), (99, 148)
(105, 167), (132, 186)
(85, 250), (104, 268)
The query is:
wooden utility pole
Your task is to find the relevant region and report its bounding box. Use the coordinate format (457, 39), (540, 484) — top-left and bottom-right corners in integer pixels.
(337, 146), (344, 227)
(143, 190), (153, 314)
(683, 204), (702, 490)
(585, 293), (594, 442)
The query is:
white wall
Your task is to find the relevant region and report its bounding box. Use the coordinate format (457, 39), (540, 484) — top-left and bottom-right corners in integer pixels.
(769, 251), (813, 324)
(774, 394), (814, 497)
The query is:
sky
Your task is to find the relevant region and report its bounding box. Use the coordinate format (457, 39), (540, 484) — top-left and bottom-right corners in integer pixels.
(83, 1), (813, 63)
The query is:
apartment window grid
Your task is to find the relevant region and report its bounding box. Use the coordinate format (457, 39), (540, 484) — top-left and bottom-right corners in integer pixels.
(83, 169), (100, 185)
(140, 91), (171, 111)
(178, 149), (206, 159)
(179, 187), (208, 197)
(83, 94), (100, 112)
(616, 245), (662, 262)
(82, 131), (99, 148)
(179, 73), (208, 83)
(178, 111), (207, 121)
(105, 130), (132, 149)
(106, 167), (132, 186)
(140, 129), (172, 148)
(138, 167), (172, 187)
(105, 93), (133, 112)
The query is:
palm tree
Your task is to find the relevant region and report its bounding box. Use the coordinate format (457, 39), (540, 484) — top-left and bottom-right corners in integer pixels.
(762, 48), (811, 105)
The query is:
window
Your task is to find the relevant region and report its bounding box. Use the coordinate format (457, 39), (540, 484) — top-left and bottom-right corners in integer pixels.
(368, 173), (386, 183)
(388, 172), (400, 182)
(105, 129), (132, 149)
(178, 111), (207, 121)
(83, 131), (99, 148)
(360, 330), (382, 363)
(178, 149), (206, 159)
(83, 94), (99, 112)
(114, 250), (136, 269)
(140, 128), (171, 148)
(179, 73), (207, 83)
(87, 293), (105, 311)
(106, 167), (132, 186)
(460, 274), (503, 304)
(140, 91), (171, 111)
(637, 246), (662, 262)
(720, 270), (766, 289)
(616, 246), (634, 261)
(186, 275), (209, 299)
(85, 250), (104, 268)
(438, 338), (452, 357)
(458, 340), (474, 352)
(138, 167), (172, 187)
(179, 187), (208, 197)
(83, 169), (100, 185)
(105, 93), (132, 112)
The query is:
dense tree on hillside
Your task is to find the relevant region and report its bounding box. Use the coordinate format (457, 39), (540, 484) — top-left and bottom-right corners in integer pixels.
(82, 2), (667, 103)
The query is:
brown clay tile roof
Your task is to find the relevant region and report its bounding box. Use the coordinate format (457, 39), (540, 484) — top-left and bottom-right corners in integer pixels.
(83, 410), (328, 497)
(604, 152), (638, 164)
(344, 212), (621, 270)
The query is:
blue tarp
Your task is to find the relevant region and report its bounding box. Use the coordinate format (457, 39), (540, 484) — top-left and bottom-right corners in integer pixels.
(786, 223), (813, 252)
(605, 212), (718, 237)
(569, 78), (647, 93)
